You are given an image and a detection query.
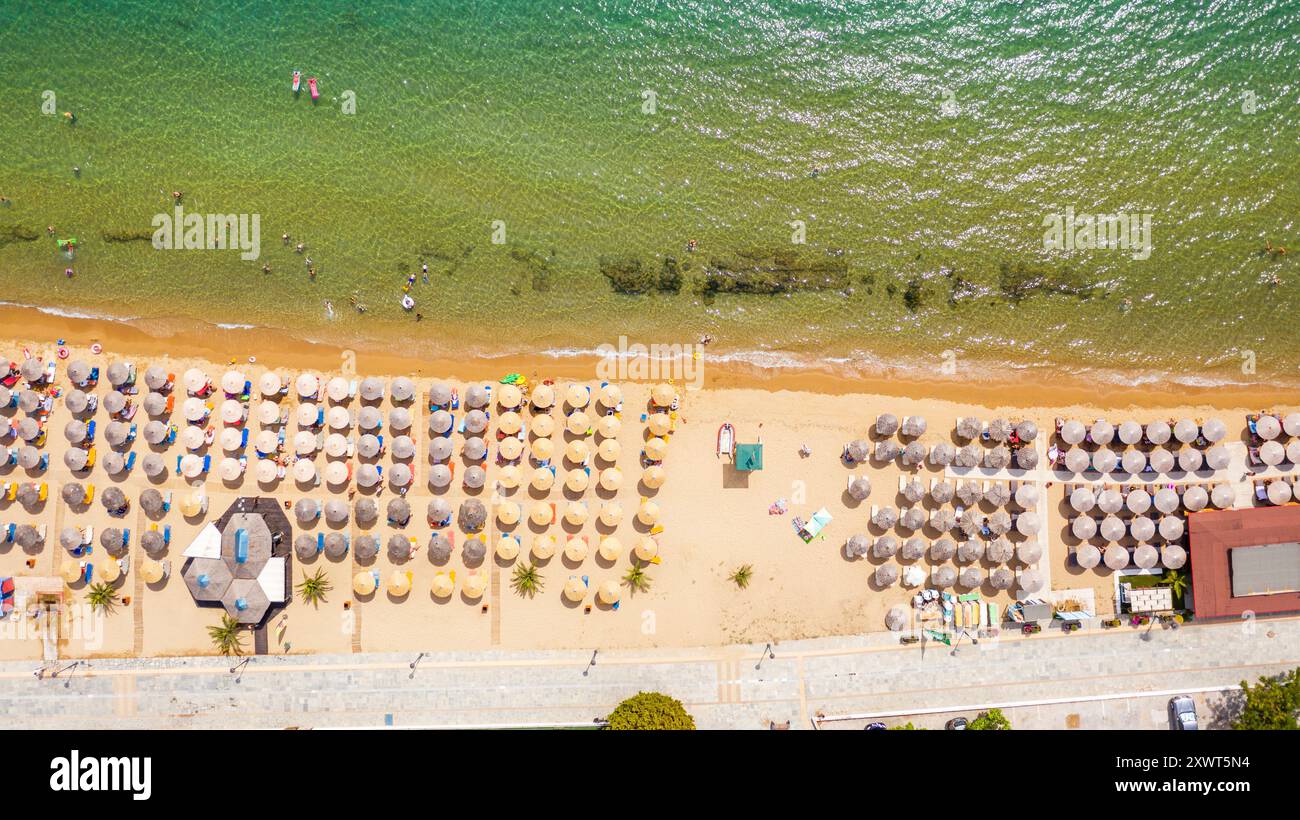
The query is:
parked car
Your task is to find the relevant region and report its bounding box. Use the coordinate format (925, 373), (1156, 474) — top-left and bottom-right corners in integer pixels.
(944, 717), (968, 730)
(863, 722), (887, 731)
(1168, 695), (1198, 730)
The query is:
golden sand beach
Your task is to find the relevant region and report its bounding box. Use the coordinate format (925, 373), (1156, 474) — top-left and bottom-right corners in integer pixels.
(0, 308), (1296, 662)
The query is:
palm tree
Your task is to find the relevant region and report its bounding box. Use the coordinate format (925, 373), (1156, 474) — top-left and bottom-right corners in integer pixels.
(729, 564), (754, 589)
(296, 567), (332, 607)
(85, 582), (119, 614)
(623, 562), (651, 595)
(208, 614), (246, 657)
(1164, 570), (1189, 600)
(511, 563), (544, 598)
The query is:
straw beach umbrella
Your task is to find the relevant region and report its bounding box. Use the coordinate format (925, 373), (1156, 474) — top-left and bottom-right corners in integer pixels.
(900, 536), (926, 561)
(959, 567), (984, 589)
(143, 453), (166, 478)
(465, 385), (490, 409)
(957, 539), (984, 563)
(900, 441), (927, 467)
(871, 535), (898, 559)
(874, 564), (899, 588)
(1014, 447), (1039, 470)
(900, 416), (926, 437)
(871, 506), (898, 530)
(846, 439), (870, 463)
(428, 535), (452, 564)
(845, 534), (871, 558)
(986, 418), (1011, 442)
(875, 413), (899, 436)
(955, 417), (982, 441)
(932, 566), (956, 589)
(463, 437), (488, 462)
(357, 535), (381, 562)
(986, 538), (1014, 564)
(930, 538), (956, 561)
(1016, 420), (1038, 442)
(874, 440), (901, 462)
(928, 442), (955, 467)
(65, 389), (91, 415)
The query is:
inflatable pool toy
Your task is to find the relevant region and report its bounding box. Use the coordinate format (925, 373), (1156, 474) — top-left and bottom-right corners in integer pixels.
(308, 77), (320, 101)
(57, 348), (68, 360)
(90, 343), (102, 355)
(400, 294), (415, 311)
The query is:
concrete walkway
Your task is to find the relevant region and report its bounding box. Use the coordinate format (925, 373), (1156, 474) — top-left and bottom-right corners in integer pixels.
(1, 615), (1296, 729)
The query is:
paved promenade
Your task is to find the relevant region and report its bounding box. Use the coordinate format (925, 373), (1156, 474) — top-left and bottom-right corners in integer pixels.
(1, 616), (1295, 729)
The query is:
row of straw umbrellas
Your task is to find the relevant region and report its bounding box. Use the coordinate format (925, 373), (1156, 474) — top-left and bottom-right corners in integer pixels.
(354, 566), (625, 605)
(870, 562), (1043, 593)
(1054, 444), (1231, 475)
(848, 533), (1037, 565)
(1067, 483), (1220, 515)
(847, 438), (1039, 471)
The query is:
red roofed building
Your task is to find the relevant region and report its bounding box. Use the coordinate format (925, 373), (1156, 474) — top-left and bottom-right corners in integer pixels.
(1188, 505), (1300, 619)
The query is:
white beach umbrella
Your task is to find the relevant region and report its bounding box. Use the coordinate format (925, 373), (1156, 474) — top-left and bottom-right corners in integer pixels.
(1260, 440), (1285, 466)
(356, 463), (380, 488)
(1284, 414), (1300, 438)
(1096, 488), (1123, 514)
(1288, 441), (1300, 466)
(255, 429), (279, 455)
(296, 402), (319, 428)
(257, 400), (281, 426)
(183, 397), (208, 422)
(428, 464), (451, 488)
(255, 458), (278, 484)
(1015, 513), (1040, 536)
(1210, 483), (1235, 509)
(1146, 420), (1171, 444)
(326, 405), (351, 430)
(1069, 487), (1096, 513)
(324, 461), (349, 486)
(220, 399), (244, 425)
(1018, 569), (1044, 593)
(221, 370), (245, 395)
(1100, 515), (1126, 542)
(218, 457), (243, 482)
(1091, 420), (1114, 446)
(1016, 541), (1042, 565)
(181, 424), (205, 451)
(1202, 418), (1227, 443)
(1121, 449), (1146, 475)
(1130, 516), (1156, 541)
(360, 377), (384, 402)
(183, 368), (209, 394)
(1182, 485), (1209, 511)
(358, 406), (382, 431)
(1014, 483), (1039, 509)
(1173, 418), (1198, 444)
(296, 373), (320, 399)
(1064, 449), (1090, 473)
(1117, 420), (1143, 445)
(1075, 543), (1101, 569)
(1060, 419), (1086, 445)
(1071, 516), (1097, 540)
(1255, 414), (1281, 440)
(1177, 448), (1203, 473)
(1205, 444), (1231, 471)
(1091, 448), (1118, 474)
(1153, 487), (1179, 514)
(1267, 480), (1292, 505)
(1134, 543), (1160, 569)
(259, 371), (283, 397)
(1161, 544), (1187, 570)
(219, 426), (244, 452)
(324, 433), (348, 457)
(180, 453), (204, 478)
(293, 458), (317, 484)
(1104, 544), (1130, 570)
(1149, 449), (1174, 474)
(326, 377), (350, 403)
(294, 430), (317, 455)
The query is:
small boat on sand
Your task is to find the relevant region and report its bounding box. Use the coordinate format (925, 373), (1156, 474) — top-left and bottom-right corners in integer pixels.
(717, 423), (734, 458)
(292, 70), (301, 93)
(308, 77), (320, 101)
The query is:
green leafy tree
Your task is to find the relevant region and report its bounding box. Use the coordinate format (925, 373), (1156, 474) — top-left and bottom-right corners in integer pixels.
(729, 564), (753, 589)
(85, 582), (119, 614)
(890, 722), (924, 730)
(606, 692), (695, 730)
(623, 562), (651, 594)
(511, 562), (543, 598)
(296, 567), (333, 607)
(1232, 668), (1300, 730)
(208, 614), (246, 657)
(969, 708), (1012, 730)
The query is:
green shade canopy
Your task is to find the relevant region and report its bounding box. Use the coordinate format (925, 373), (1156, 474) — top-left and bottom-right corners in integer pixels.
(734, 443), (764, 471)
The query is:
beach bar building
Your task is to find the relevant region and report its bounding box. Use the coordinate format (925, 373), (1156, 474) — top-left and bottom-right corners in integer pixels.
(1188, 506), (1300, 620)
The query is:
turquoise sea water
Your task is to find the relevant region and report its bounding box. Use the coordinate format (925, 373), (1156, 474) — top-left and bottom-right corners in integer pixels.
(0, 0), (1297, 383)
